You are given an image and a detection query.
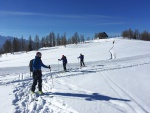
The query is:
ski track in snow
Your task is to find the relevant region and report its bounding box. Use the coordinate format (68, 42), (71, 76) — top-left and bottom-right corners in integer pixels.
(1, 53), (150, 113)
(12, 75), (78, 113)
(101, 72), (149, 113)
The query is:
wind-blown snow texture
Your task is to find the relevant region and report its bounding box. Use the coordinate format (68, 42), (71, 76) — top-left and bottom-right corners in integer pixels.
(0, 38), (150, 113)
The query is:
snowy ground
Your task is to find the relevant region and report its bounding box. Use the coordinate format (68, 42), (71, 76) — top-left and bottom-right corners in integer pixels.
(0, 38), (150, 113)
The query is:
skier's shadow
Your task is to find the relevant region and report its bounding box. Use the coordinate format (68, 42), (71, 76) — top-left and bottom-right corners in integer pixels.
(51, 92), (130, 102)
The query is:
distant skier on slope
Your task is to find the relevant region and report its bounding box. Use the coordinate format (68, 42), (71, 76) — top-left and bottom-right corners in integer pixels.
(113, 40), (115, 45)
(78, 53), (85, 67)
(31, 52), (50, 94)
(58, 55), (68, 71)
(109, 40), (116, 59)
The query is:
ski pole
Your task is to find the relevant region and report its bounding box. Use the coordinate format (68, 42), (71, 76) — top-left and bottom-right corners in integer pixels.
(30, 71), (31, 77)
(58, 60), (59, 72)
(49, 68), (54, 88)
(67, 63), (71, 71)
(77, 58), (79, 68)
(78, 58), (80, 68)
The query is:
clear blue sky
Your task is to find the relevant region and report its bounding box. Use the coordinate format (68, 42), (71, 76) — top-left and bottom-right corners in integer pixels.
(0, 0), (150, 39)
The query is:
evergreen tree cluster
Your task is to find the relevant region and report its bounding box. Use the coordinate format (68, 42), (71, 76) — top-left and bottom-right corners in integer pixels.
(1, 29), (149, 56)
(0, 32), (86, 55)
(121, 29), (150, 41)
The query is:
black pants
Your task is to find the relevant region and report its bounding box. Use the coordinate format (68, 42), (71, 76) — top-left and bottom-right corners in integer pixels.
(63, 63), (67, 71)
(31, 70), (42, 92)
(80, 61), (85, 67)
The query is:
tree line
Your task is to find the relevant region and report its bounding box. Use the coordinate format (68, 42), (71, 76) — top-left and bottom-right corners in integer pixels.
(0, 32), (86, 55)
(121, 29), (150, 41)
(1, 29), (150, 56)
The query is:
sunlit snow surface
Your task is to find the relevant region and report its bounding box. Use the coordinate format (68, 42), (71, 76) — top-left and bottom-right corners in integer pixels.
(0, 38), (150, 113)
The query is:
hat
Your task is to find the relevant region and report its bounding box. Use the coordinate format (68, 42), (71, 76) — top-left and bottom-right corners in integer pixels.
(36, 52), (42, 57)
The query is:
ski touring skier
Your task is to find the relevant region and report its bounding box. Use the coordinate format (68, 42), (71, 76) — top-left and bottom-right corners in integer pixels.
(109, 40), (116, 59)
(58, 55), (68, 72)
(31, 52), (50, 95)
(78, 53), (85, 67)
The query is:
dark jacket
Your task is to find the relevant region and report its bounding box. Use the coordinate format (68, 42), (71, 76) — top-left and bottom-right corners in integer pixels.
(59, 56), (67, 64)
(78, 55), (84, 61)
(33, 56), (48, 71)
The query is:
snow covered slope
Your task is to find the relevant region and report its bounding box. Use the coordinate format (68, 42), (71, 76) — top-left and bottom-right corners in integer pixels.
(0, 38), (150, 113)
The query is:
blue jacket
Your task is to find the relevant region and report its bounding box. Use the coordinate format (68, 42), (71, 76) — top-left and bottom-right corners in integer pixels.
(59, 56), (67, 64)
(33, 56), (48, 71)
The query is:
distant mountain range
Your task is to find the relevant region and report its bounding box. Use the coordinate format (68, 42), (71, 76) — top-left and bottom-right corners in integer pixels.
(0, 35), (14, 47)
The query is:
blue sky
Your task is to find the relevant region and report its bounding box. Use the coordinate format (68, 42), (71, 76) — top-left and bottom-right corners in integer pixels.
(0, 0), (150, 39)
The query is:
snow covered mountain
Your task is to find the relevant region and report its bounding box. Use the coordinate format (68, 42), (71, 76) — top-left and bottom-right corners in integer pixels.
(0, 38), (150, 113)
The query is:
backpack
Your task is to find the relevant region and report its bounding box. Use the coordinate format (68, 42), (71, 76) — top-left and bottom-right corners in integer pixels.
(64, 56), (67, 64)
(29, 59), (34, 72)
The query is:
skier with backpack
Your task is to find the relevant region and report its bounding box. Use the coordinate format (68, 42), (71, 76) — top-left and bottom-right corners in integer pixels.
(31, 52), (50, 94)
(78, 53), (85, 67)
(58, 55), (68, 71)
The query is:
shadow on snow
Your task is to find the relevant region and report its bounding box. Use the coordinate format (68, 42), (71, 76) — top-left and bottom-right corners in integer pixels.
(47, 92), (130, 102)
